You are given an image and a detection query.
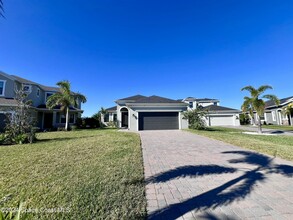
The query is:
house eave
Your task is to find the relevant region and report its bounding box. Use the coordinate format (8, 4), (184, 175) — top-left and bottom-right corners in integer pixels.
(207, 110), (241, 114)
(125, 103), (188, 107)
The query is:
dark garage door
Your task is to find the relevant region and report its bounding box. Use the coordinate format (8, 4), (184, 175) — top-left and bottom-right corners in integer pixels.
(139, 112), (179, 130)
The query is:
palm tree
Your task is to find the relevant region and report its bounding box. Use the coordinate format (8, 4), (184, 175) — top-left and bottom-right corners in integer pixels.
(46, 80), (87, 131)
(241, 96), (256, 126)
(282, 102), (293, 126)
(0, 0), (4, 18)
(241, 85), (279, 133)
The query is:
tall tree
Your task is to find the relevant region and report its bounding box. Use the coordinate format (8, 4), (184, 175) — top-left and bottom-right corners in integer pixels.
(0, 0), (4, 18)
(93, 107), (108, 127)
(46, 80), (87, 131)
(282, 102), (293, 126)
(241, 96), (256, 126)
(241, 85), (279, 133)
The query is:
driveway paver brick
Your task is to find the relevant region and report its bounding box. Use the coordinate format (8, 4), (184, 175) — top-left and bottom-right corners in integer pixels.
(140, 130), (293, 220)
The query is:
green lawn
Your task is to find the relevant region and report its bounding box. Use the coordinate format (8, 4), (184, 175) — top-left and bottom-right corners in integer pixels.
(187, 127), (293, 161)
(0, 129), (146, 219)
(261, 125), (293, 131)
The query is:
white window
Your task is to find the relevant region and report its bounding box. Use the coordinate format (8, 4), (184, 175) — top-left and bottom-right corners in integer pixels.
(22, 84), (32, 93)
(189, 102), (193, 108)
(37, 88), (40, 97)
(272, 111), (276, 121)
(0, 80), (6, 96)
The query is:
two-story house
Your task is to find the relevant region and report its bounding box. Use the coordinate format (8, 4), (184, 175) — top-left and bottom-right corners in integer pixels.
(0, 71), (83, 131)
(182, 97), (241, 126)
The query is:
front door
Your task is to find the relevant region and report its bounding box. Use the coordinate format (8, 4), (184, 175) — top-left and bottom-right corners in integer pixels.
(121, 112), (128, 127)
(44, 113), (53, 129)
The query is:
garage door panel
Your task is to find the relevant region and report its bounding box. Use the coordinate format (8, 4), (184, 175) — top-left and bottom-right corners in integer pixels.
(139, 112), (179, 130)
(210, 116), (234, 126)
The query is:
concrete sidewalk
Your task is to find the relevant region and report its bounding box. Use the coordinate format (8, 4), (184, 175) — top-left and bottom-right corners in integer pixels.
(141, 130), (293, 219)
(221, 125), (293, 136)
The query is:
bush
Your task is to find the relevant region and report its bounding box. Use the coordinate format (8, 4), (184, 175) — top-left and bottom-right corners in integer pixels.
(57, 127), (66, 131)
(107, 121), (118, 128)
(70, 125), (78, 131)
(0, 133), (6, 145)
(240, 113), (250, 125)
(2, 88), (37, 145)
(75, 117), (100, 129)
(183, 109), (207, 130)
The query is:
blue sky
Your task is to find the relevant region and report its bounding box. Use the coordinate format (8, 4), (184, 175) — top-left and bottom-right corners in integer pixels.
(1, 0), (293, 116)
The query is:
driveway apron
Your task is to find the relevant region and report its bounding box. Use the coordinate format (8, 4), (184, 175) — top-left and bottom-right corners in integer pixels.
(140, 130), (293, 220)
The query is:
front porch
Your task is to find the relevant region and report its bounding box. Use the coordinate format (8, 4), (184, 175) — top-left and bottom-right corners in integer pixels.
(37, 110), (80, 130)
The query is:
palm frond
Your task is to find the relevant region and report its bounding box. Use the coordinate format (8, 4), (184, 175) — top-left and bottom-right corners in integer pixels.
(241, 96), (253, 112)
(241, 85), (259, 97)
(46, 93), (63, 109)
(74, 93), (87, 104)
(262, 94), (280, 106)
(241, 86), (256, 93)
(253, 99), (265, 116)
(0, 0), (5, 18)
(257, 85), (273, 95)
(56, 80), (71, 94)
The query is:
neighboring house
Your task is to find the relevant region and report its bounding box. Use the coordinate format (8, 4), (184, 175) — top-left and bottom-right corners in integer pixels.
(102, 106), (117, 124)
(0, 71), (83, 131)
(263, 96), (293, 125)
(105, 95), (240, 131)
(182, 97), (241, 126)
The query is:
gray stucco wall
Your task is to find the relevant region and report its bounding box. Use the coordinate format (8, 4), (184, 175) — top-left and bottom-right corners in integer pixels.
(27, 85), (44, 107)
(0, 75), (15, 98)
(116, 104), (188, 131)
(265, 112), (276, 125)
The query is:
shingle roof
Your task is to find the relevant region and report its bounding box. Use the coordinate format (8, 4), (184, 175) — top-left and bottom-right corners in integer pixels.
(106, 106), (117, 111)
(11, 75), (39, 85)
(203, 105), (240, 112)
(196, 98), (219, 102)
(0, 98), (17, 106)
(2, 72), (59, 92)
(265, 96), (293, 108)
(134, 95), (183, 103)
(39, 85), (60, 92)
(183, 97), (219, 102)
(119, 95), (147, 101)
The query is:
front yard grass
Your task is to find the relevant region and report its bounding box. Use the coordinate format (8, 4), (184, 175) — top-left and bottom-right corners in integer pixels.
(0, 129), (146, 219)
(187, 127), (293, 161)
(261, 124), (293, 131)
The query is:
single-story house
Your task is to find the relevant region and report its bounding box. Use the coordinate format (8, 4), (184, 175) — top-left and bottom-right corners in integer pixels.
(203, 105), (241, 126)
(104, 95), (241, 131)
(263, 96), (293, 125)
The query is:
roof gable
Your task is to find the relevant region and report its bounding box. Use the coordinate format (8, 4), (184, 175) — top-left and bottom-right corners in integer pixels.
(106, 106), (117, 111)
(118, 94), (147, 101)
(203, 105), (240, 112)
(134, 95), (183, 103)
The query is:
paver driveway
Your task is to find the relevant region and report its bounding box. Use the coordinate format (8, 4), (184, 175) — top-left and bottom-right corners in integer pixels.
(140, 130), (293, 220)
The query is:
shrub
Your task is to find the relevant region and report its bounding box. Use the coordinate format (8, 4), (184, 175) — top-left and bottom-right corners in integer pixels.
(70, 125), (78, 131)
(183, 109), (207, 130)
(75, 117), (100, 129)
(240, 113), (251, 125)
(2, 88), (37, 145)
(107, 121), (118, 128)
